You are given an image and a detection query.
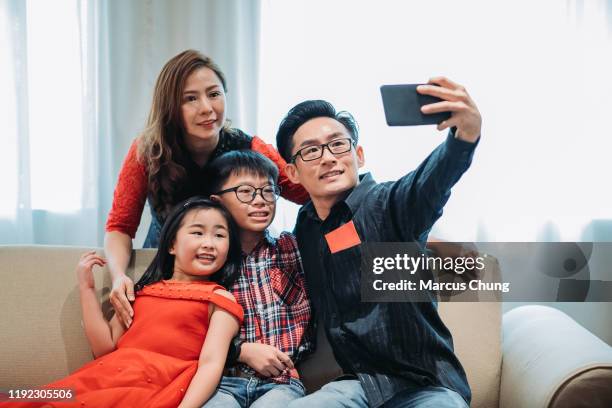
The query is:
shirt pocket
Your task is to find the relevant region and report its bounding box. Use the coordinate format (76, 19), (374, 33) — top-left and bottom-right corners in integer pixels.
(328, 244), (364, 310)
(270, 266), (298, 306)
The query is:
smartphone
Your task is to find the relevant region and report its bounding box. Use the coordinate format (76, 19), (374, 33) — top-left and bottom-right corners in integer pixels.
(380, 84), (451, 126)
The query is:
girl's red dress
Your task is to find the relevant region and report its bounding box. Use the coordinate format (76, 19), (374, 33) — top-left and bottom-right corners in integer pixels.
(4, 280), (243, 408)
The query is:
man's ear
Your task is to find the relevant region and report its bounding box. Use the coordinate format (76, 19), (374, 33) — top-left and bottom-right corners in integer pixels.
(284, 163), (301, 185)
(210, 194), (220, 203)
(355, 145), (365, 168)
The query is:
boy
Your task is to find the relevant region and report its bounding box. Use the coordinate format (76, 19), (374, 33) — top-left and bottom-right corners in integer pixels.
(203, 150), (312, 407)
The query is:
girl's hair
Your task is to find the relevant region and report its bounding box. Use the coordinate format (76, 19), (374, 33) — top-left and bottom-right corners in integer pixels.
(135, 197), (241, 291)
(137, 49), (232, 219)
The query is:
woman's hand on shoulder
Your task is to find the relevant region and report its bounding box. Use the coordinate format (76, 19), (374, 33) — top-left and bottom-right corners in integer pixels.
(76, 251), (106, 290)
(110, 275), (135, 328)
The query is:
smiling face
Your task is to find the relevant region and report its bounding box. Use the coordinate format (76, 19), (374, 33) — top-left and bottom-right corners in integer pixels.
(169, 208), (230, 282)
(286, 117), (365, 206)
(211, 172), (277, 234)
(180, 67), (226, 150)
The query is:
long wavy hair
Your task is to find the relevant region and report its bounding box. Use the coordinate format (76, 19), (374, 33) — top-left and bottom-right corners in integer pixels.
(137, 50), (232, 219)
(134, 197), (242, 291)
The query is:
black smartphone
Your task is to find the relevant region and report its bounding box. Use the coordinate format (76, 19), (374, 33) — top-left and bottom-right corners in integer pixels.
(380, 84), (451, 126)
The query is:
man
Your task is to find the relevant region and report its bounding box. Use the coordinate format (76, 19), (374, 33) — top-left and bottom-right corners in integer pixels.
(275, 77), (481, 407)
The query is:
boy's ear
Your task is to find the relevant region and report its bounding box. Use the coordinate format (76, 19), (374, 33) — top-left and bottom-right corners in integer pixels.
(285, 163), (301, 185)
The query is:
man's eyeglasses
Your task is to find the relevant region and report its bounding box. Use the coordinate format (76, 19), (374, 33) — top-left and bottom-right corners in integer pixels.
(291, 138), (354, 163)
(214, 184), (281, 203)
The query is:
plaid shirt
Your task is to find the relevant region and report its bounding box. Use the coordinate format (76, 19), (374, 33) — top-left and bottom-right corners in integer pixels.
(229, 231), (313, 384)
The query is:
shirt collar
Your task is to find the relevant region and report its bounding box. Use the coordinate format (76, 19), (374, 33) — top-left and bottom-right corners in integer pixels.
(298, 172), (377, 222)
(241, 229), (275, 256)
(345, 172), (377, 213)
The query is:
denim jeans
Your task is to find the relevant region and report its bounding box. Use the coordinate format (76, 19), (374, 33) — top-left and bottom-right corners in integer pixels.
(286, 379), (468, 408)
(143, 209), (162, 248)
(202, 375), (305, 408)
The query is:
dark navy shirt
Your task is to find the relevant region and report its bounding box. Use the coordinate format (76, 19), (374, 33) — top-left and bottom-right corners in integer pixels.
(294, 130), (477, 407)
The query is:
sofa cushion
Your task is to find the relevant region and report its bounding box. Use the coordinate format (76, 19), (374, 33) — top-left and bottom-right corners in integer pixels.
(0, 246), (155, 389)
(0, 246), (502, 408)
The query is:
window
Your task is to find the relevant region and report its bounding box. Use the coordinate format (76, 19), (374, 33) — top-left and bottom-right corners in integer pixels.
(258, 0), (612, 240)
(1, 0), (85, 218)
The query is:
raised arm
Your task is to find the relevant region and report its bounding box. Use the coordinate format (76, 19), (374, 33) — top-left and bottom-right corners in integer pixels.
(389, 77), (481, 242)
(104, 139), (148, 327)
(178, 290), (241, 408)
(77, 251), (126, 358)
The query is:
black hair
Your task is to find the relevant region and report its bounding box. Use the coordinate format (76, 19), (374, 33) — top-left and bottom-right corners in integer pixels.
(205, 150), (280, 195)
(275, 100), (359, 162)
(134, 197), (241, 291)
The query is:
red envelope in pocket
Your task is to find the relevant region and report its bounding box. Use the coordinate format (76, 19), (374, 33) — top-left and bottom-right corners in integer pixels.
(325, 221), (362, 254)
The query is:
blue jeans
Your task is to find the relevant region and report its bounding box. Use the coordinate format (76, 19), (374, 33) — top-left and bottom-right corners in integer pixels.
(203, 376), (305, 408)
(286, 379), (468, 408)
(143, 208), (162, 248)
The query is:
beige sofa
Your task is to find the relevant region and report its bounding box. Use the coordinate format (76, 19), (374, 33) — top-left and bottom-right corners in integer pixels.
(1, 246), (611, 407)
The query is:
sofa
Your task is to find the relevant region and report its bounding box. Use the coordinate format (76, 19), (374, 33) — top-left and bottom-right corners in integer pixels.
(1, 245), (611, 407)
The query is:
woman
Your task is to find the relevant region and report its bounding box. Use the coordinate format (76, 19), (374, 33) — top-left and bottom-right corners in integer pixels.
(105, 50), (308, 327)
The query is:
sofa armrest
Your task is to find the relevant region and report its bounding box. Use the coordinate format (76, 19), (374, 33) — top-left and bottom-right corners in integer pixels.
(500, 305), (612, 408)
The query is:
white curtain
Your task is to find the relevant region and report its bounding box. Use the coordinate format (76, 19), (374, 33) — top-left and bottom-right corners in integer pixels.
(256, 0), (612, 346)
(0, 0), (260, 246)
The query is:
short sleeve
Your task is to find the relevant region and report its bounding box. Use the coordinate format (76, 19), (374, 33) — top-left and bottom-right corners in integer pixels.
(209, 289), (244, 324)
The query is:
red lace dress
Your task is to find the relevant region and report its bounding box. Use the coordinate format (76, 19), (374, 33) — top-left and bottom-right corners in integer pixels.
(4, 280), (243, 408)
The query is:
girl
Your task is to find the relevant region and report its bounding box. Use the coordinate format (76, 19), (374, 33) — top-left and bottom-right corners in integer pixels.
(105, 49), (308, 328)
(8, 198), (243, 408)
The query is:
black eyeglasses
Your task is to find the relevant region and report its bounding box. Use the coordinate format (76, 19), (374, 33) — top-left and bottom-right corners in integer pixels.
(214, 184), (281, 203)
(291, 138), (354, 163)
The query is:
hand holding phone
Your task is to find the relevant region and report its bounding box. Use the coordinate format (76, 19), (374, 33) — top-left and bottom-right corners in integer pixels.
(380, 84), (451, 126)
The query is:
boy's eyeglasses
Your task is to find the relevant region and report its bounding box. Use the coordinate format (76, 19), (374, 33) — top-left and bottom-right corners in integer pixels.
(214, 184), (281, 203)
(291, 138), (354, 163)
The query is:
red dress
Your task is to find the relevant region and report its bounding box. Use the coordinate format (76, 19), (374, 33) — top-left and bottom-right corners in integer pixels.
(4, 280), (243, 408)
